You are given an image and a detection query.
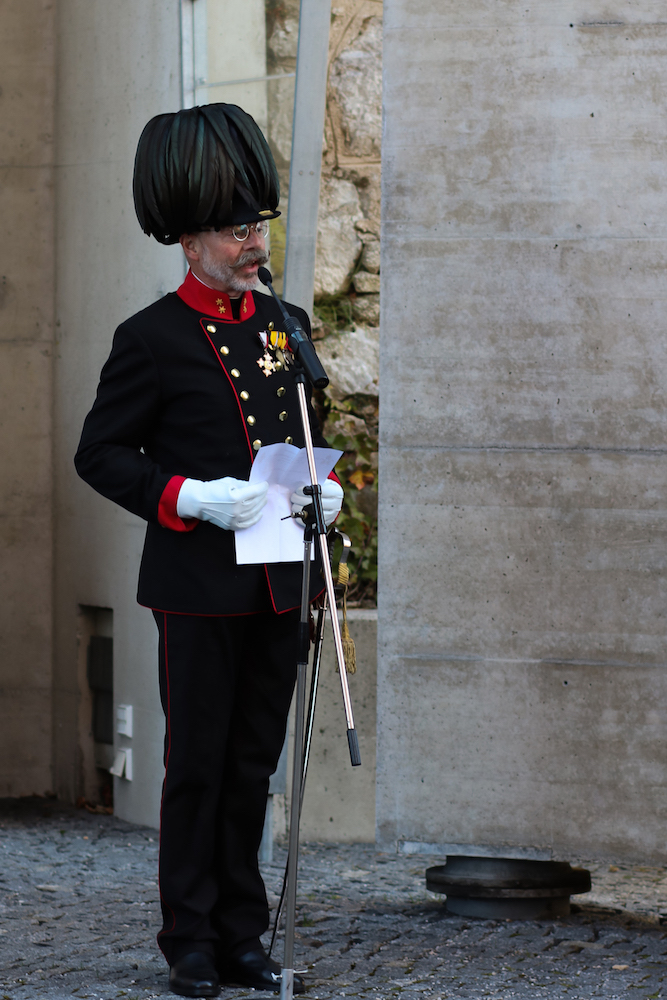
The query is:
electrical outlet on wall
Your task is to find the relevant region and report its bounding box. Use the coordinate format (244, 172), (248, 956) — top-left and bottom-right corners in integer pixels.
(109, 748), (133, 781)
(116, 704), (133, 738)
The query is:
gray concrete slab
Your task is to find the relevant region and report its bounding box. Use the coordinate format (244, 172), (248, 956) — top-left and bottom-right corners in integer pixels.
(0, 0), (56, 800)
(53, 0), (184, 824)
(379, 0), (667, 862)
(2, 800), (667, 999)
(298, 612), (377, 843)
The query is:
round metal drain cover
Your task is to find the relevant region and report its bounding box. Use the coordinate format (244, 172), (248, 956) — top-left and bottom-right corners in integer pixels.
(426, 856), (591, 920)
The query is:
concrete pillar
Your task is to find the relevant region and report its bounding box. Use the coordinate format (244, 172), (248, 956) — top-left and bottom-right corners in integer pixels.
(0, 0), (56, 796)
(206, 0), (268, 130)
(298, 611), (377, 843)
(53, 1), (183, 822)
(379, 3), (667, 859)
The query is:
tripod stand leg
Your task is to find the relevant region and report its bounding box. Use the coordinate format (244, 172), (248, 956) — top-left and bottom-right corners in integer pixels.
(317, 533), (361, 766)
(269, 599), (326, 960)
(278, 378), (363, 994)
(301, 599), (326, 807)
(280, 969), (295, 1000)
(293, 378), (361, 766)
(281, 656), (307, 1000)
(280, 528), (312, 1000)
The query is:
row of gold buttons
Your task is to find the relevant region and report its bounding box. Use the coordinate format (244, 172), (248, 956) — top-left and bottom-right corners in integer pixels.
(206, 333), (295, 452)
(252, 436), (293, 451)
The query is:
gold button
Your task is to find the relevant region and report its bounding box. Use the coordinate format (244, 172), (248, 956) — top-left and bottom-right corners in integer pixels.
(252, 439), (262, 451)
(240, 390), (250, 401)
(278, 411), (288, 421)
(275, 361), (283, 371)
(276, 386), (286, 397)
(220, 346), (229, 355)
(268, 322), (275, 331)
(207, 324), (217, 333)
(231, 368), (240, 378)
(247, 415), (256, 426)
(284, 436), (293, 445)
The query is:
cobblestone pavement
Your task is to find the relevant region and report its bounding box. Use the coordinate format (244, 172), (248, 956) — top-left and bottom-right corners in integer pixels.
(1, 799), (667, 999)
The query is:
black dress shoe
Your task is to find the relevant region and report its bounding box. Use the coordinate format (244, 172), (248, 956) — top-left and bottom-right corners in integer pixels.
(169, 951), (220, 997)
(223, 946), (305, 994)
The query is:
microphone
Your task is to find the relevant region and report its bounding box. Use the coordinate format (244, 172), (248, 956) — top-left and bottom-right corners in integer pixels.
(257, 267), (329, 389)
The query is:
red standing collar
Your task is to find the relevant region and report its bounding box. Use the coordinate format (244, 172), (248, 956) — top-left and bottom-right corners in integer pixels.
(176, 269), (256, 323)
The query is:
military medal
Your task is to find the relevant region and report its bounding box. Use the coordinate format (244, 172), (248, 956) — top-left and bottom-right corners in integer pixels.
(257, 322), (290, 376)
(257, 349), (276, 376)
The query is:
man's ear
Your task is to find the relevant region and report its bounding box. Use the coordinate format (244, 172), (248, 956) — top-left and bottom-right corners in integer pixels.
(179, 233), (200, 263)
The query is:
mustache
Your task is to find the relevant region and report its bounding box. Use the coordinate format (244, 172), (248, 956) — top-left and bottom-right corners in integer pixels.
(231, 249), (270, 270)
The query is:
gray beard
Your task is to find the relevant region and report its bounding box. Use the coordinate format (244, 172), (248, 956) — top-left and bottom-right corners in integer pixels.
(200, 245), (270, 294)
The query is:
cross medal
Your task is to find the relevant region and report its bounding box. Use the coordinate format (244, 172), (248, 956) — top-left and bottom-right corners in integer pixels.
(257, 324), (290, 377)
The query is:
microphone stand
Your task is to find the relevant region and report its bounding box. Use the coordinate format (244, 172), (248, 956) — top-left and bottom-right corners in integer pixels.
(258, 267), (361, 1000)
(269, 531), (351, 961)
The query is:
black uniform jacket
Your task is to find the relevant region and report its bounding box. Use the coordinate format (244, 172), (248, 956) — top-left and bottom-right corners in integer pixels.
(75, 272), (331, 615)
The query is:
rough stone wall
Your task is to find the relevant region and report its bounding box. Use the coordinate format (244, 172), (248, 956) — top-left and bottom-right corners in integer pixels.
(0, 0), (56, 796)
(319, 3), (382, 315)
(266, 0), (381, 377)
(267, 0), (383, 602)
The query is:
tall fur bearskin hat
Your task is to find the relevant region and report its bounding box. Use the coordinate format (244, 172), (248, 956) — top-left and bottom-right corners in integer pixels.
(133, 103), (280, 245)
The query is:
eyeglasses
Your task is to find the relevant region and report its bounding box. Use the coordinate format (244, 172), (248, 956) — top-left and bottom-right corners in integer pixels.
(231, 220), (270, 242)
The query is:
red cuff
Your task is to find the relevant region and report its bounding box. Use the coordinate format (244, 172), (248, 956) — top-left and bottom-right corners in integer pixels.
(158, 476), (198, 532)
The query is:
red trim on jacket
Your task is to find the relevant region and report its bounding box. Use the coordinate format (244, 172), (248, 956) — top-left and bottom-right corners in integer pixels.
(176, 269), (256, 323)
(199, 323), (255, 461)
(158, 475), (198, 532)
(199, 321), (280, 606)
(156, 612), (177, 942)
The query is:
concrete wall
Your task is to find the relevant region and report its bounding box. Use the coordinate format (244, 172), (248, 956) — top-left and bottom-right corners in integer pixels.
(378, 2), (667, 860)
(207, 0), (268, 128)
(0, 0), (56, 797)
(49, 1), (378, 839)
(297, 611), (377, 843)
(53, 1), (184, 821)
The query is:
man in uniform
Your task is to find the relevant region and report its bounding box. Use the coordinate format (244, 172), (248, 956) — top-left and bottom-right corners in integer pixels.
(75, 103), (343, 998)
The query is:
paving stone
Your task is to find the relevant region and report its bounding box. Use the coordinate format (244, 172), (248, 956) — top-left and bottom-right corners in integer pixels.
(1, 800), (667, 998)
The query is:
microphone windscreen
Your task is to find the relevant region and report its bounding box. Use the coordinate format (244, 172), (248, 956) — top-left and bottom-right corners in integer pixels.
(257, 266), (273, 286)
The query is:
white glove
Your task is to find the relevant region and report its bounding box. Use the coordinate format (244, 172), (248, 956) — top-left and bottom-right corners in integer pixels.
(176, 477), (268, 530)
(291, 479), (344, 526)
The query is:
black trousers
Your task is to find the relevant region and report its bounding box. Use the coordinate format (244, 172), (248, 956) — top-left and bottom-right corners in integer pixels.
(153, 608), (299, 965)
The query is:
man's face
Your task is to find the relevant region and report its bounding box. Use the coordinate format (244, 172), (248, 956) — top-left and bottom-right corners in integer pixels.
(180, 226), (269, 295)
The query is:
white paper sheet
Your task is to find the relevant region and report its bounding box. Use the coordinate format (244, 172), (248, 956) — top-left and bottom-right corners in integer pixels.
(234, 443), (343, 565)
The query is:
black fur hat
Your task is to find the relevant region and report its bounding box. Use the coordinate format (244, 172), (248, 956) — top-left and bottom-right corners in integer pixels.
(133, 103), (280, 244)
